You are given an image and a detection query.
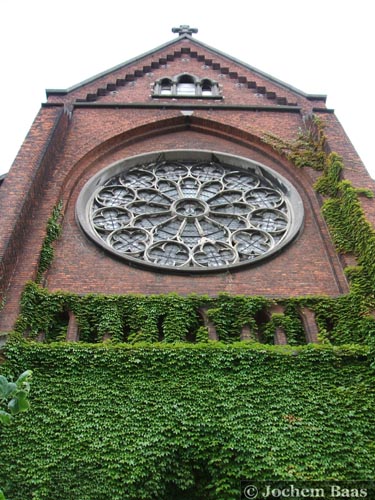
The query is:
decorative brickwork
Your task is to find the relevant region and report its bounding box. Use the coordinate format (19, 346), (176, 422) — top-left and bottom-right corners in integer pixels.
(1, 32), (374, 340)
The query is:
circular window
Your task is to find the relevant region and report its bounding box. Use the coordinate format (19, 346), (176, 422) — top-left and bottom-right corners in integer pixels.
(76, 150), (304, 272)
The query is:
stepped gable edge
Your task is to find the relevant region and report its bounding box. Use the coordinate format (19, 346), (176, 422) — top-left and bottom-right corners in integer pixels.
(45, 34), (327, 109)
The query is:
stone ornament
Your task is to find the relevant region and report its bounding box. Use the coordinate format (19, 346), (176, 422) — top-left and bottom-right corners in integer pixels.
(76, 151), (304, 273)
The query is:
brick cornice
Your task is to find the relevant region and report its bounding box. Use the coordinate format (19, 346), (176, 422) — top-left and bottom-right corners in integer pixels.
(42, 101), (303, 113)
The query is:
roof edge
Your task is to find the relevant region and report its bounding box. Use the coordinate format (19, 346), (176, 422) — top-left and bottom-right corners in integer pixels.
(46, 34), (192, 97)
(189, 37), (327, 101)
(46, 34), (327, 102)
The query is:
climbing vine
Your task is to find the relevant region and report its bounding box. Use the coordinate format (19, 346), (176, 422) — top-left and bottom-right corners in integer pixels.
(12, 281), (375, 347)
(262, 115), (375, 348)
(36, 201), (63, 283)
(263, 301), (306, 345)
(2, 114), (375, 500)
(262, 115), (327, 170)
(205, 293), (268, 343)
(14, 283), (275, 344)
(11, 114), (375, 348)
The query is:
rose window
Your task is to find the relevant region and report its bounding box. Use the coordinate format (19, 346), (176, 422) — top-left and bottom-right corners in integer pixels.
(76, 151), (304, 272)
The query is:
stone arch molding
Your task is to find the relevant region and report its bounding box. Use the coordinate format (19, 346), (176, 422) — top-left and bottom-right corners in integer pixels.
(76, 149), (304, 273)
(62, 114), (302, 198)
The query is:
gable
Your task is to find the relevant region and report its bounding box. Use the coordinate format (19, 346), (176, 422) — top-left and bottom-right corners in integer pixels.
(46, 35), (326, 110)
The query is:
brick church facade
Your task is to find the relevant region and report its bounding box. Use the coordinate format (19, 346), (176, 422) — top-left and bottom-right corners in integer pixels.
(1, 26), (374, 341)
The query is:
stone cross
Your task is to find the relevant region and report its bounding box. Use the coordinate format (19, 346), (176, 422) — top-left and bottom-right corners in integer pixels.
(172, 25), (198, 36)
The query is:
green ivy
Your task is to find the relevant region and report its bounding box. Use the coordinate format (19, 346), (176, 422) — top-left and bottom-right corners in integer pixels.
(263, 312), (304, 346)
(12, 113), (375, 351)
(262, 115), (327, 170)
(205, 293), (268, 343)
(0, 370), (32, 425)
(36, 201), (63, 284)
(262, 115), (375, 350)
(0, 342), (373, 500)
(15, 280), (375, 347)
(3, 105), (375, 500)
(313, 152), (343, 196)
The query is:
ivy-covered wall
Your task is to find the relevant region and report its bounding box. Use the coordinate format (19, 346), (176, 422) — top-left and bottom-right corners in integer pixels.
(14, 281), (375, 346)
(2, 116), (375, 500)
(0, 343), (374, 500)
(9, 115), (375, 348)
(262, 117), (375, 348)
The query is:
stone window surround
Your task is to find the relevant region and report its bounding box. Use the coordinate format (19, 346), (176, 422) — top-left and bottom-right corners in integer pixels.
(152, 73), (222, 98)
(76, 150), (304, 274)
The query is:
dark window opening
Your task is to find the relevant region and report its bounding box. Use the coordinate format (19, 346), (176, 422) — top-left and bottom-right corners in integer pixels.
(201, 79), (213, 96)
(160, 78), (172, 95)
(254, 310), (271, 343)
(177, 75), (196, 95)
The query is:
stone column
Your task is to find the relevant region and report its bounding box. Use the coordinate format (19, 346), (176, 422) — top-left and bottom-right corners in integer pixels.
(66, 310), (79, 342)
(269, 303), (287, 345)
(299, 307), (319, 343)
(240, 324), (257, 342)
(199, 307), (218, 341)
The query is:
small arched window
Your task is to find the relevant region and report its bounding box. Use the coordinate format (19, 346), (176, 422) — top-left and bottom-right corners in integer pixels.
(201, 79), (213, 96)
(176, 75), (196, 95)
(160, 78), (172, 95)
(153, 75), (221, 98)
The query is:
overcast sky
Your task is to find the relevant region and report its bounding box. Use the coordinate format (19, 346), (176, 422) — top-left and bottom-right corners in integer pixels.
(1, 0), (374, 178)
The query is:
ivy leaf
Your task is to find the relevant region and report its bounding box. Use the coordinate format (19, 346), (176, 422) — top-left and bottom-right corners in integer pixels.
(16, 370), (32, 386)
(0, 375), (8, 398)
(0, 410), (12, 425)
(0, 377), (17, 400)
(15, 371), (32, 394)
(17, 393), (30, 413)
(7, 390), (30, 415)
(7, 398), (19, 415)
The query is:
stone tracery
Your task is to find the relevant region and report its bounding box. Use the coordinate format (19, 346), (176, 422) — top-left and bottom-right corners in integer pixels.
(77, 152), (303, 272)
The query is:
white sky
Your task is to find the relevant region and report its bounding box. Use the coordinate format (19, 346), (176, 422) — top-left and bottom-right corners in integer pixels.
(1, 0), (374, 178)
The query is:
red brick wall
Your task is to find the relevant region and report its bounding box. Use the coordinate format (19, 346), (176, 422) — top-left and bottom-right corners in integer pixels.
(41, 121), (347, 300)
(46, 38), (319, 111)
(1, 37), (373, 332)
(0, 106), (69, 314)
